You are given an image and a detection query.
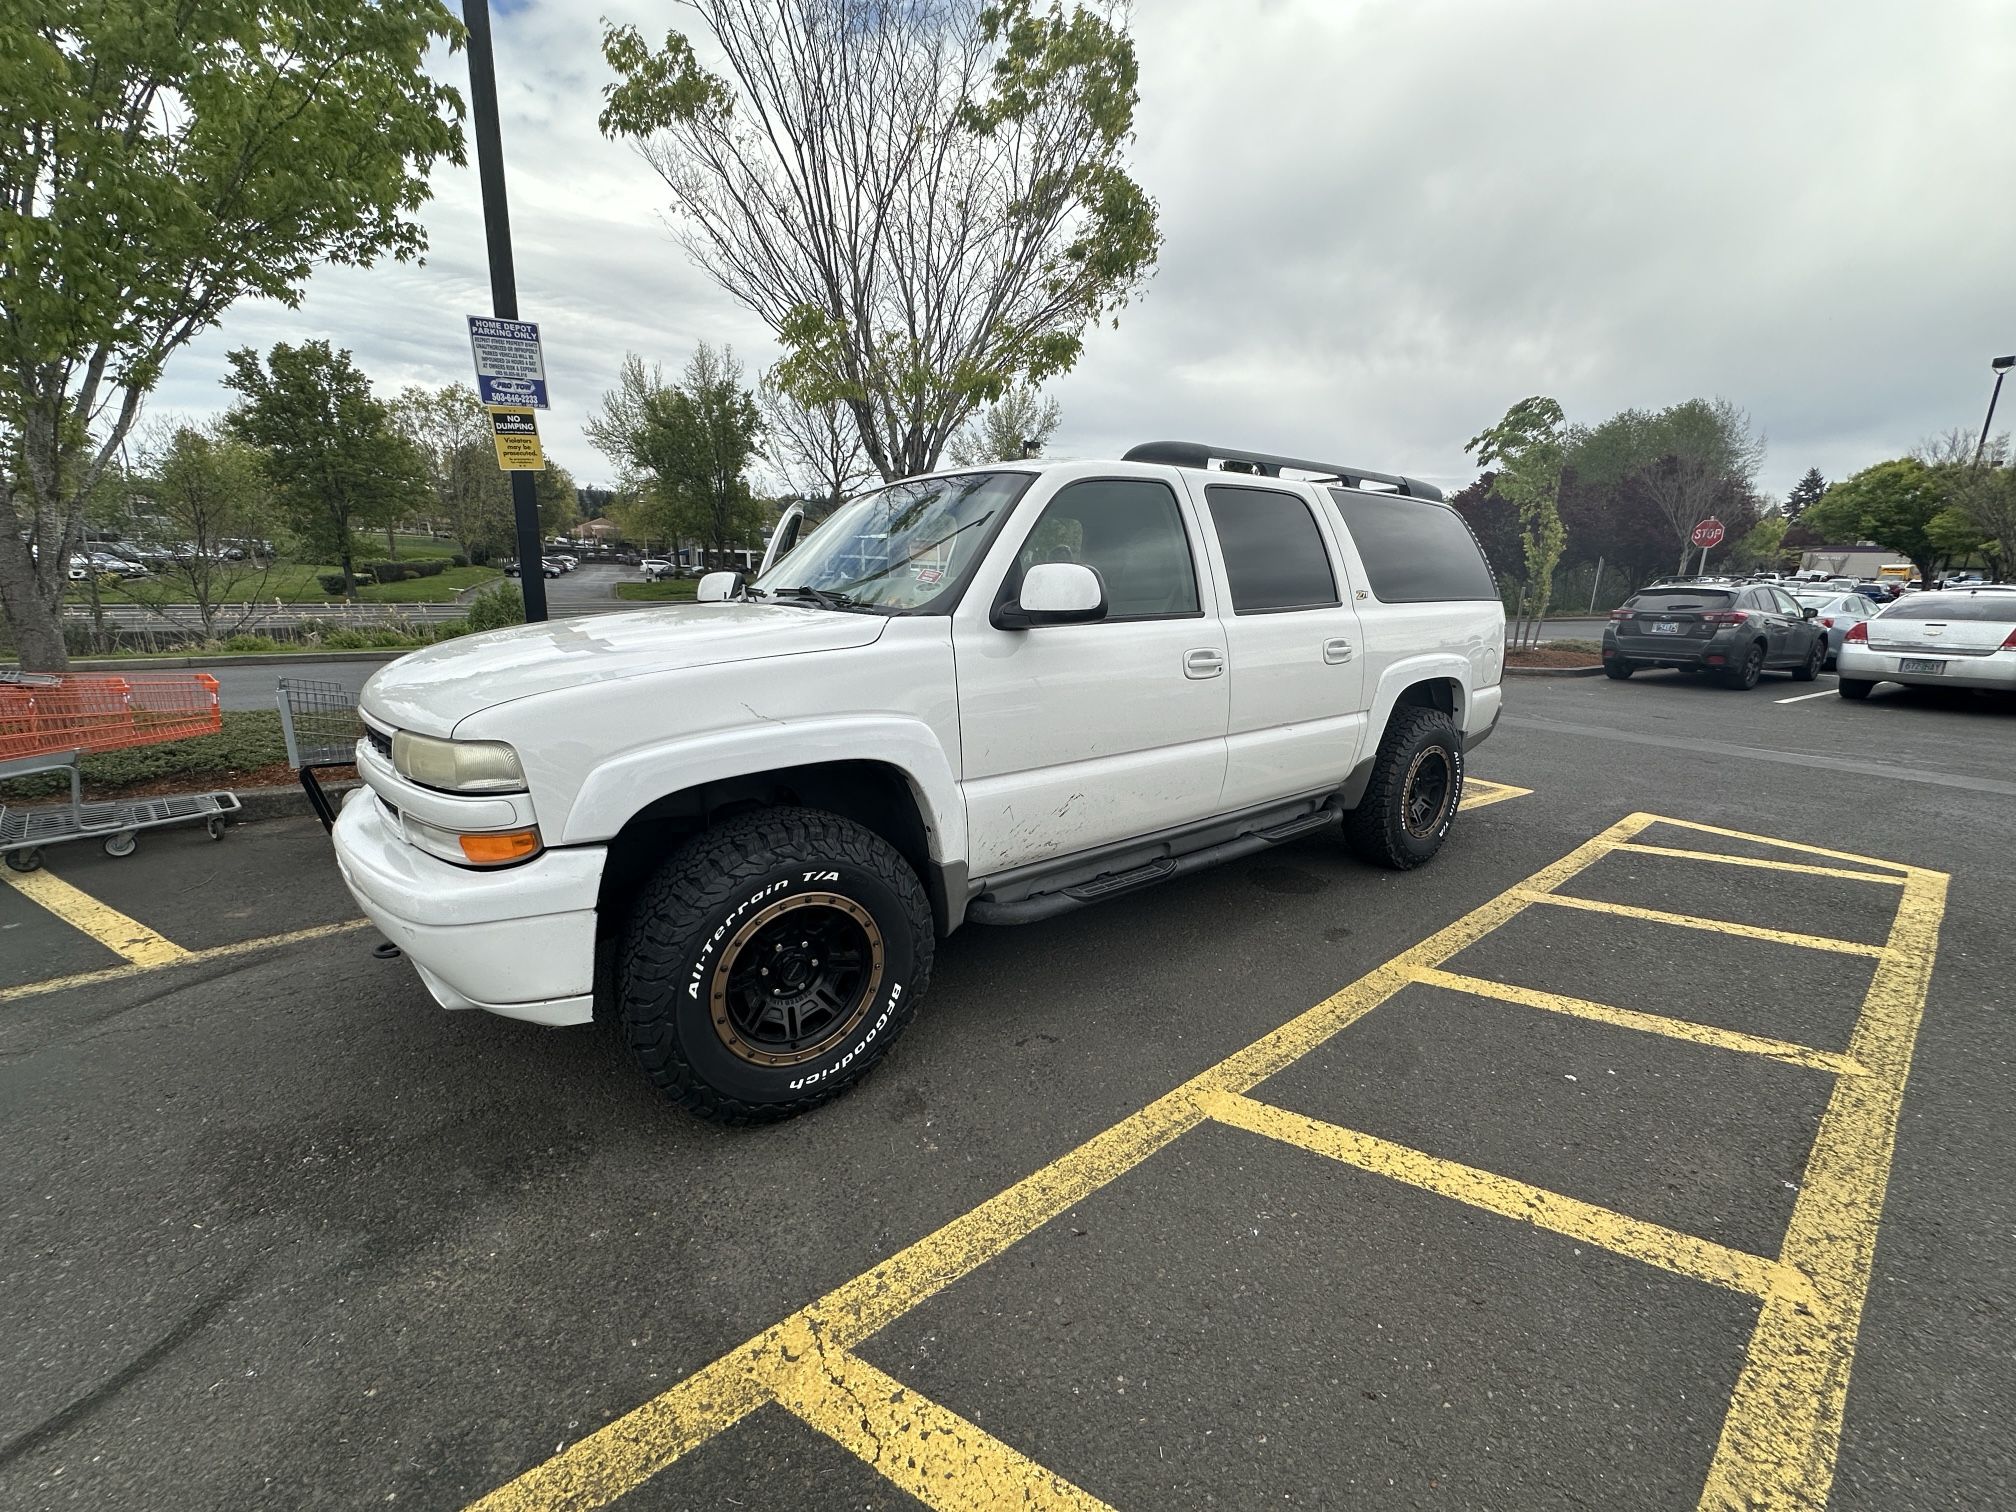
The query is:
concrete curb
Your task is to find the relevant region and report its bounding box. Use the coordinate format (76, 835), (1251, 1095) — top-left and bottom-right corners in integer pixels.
(4, 650), (404, 672)
(229, 780), (360, 823)
(1504, 664), (1606, 678)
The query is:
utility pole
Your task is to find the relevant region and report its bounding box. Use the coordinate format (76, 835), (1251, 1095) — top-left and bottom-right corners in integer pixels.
(1975, 356), (2016, 466)
(463, 0), (548, 622)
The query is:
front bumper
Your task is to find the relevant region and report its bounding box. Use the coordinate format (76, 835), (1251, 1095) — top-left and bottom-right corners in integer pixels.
(1838, 642), (2016, 692)
(331, 788), (606, 1026)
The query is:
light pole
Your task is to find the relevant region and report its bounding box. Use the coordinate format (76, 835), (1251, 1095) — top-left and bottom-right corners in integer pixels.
(1975, 355), (2016, 465)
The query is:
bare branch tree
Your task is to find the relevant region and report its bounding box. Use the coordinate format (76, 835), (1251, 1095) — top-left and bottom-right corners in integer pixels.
(757, 372), (875, 518)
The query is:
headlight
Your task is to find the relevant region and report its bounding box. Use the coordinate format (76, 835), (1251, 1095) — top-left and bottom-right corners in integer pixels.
(390, 731), (526, 793)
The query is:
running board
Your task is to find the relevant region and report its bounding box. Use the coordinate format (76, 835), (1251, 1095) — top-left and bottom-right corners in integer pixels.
(966, 806), (1341, 926)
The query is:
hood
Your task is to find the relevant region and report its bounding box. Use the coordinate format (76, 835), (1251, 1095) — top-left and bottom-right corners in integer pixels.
(360, 602), (887, 735)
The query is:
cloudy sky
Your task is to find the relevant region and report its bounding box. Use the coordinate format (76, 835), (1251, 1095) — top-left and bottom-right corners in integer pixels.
(155, 0), (2016, 499)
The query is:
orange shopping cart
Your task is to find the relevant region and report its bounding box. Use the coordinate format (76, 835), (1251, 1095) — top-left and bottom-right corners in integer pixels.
(0, 671), (241, 872)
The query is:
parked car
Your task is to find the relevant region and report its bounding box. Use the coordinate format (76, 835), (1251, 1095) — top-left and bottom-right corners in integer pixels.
(1604, 581), (1827, 687)
(332, 443), (1506, 1122)
(502, 560), (564, 580)
(87, 551), (147, 578)
(1838, 589), (2016, 699)
(551, 555), (579, 571)
(639, 558), (673, 580)
(1786, 588), (1872, 667)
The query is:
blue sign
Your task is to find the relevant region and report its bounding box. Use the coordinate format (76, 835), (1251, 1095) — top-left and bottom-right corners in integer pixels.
(467, 316), (549, 409)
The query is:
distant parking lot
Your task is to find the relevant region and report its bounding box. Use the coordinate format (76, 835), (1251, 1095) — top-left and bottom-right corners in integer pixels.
(2, 672), (2011, 1510)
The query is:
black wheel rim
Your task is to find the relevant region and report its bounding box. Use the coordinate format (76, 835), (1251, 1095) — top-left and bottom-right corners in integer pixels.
(708, 893), (884, 1067)
(1401, 748), (1456, 838)
(1746, 647), (1762, 679)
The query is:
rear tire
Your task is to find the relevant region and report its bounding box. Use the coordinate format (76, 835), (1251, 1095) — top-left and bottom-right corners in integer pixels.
(1720, 642), (1765, 690)
(618, 806), (934, 1124)
(1603, 658), (1634, 680)
(1838, 678), (1874, 700)
(1343, 707), (1464, 871)
(1790, 638), (1824, 682)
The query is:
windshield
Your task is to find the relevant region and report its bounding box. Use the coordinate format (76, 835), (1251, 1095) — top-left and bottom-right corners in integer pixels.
(754, 471), (1034, 612)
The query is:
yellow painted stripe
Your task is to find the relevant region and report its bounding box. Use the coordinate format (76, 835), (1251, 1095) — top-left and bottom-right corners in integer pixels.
(2, 866), (191, 966)
(0, 920), (372, 1003)
(1698, 866), (1949, 1511)
(1611, 842), (1907, 885)
(1638, 815), (1920, 877)
(1412, 967), (1867, 1077)
(1461, 777), (1532, 811)
(1514, 889), (1885, 956)
(772, 1330), (1116, 1511)
(1206, 1090), (1814, 1306)
(465, 812), (1662, 1512)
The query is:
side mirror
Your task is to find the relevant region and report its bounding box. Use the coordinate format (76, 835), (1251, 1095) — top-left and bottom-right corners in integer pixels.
(995, 561), (1106, 630)
(1802, 607), (1818, 620)
(696, 570), (742, 602)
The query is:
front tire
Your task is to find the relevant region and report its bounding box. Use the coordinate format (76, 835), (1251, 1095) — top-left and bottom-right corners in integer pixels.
(618, 806), (934, 1124)
(1343, 707), (1464, 871)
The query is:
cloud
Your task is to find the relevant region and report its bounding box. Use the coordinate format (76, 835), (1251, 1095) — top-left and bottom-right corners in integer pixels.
(152, 0), (2016, 499)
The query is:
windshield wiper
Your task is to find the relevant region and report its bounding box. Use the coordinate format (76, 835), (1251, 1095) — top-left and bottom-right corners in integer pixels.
(767, 584), (858, 611)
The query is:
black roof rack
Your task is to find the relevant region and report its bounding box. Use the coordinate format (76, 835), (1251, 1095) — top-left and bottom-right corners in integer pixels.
(1121, 441), (1445, 502)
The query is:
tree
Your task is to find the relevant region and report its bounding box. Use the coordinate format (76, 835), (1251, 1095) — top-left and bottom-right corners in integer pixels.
(1802, 459), (1950, 585)
(534, 463), (581, 541)
(1466, 397), (1568, 629)
(1728, 512), (1789, 574)
(1572, 399), (1766, 572)
(392, 383), (496, 559)
(947, 383), (1063, 466)
(598, 0), (1159, 483)
(130, 420), (277, 637)
(223, 341), (426, 599)
(0, 0), (464, 670)
(1784, 467), (1827, 522)
(758, 374), (875, 521)
(1916, 428), (2015, 575)
(587, 346), (766, 563)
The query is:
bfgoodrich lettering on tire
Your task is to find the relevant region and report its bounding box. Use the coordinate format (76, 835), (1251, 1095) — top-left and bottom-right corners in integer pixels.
(618, 806), (933, 1123)
(1343, 706), (1464, 870)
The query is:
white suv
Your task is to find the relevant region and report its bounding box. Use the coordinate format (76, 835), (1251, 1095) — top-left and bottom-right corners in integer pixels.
(333, 443), (1505, 1122)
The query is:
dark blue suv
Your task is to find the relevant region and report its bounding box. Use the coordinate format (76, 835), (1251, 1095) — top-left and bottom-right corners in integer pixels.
(1604, 582), (1827, 689)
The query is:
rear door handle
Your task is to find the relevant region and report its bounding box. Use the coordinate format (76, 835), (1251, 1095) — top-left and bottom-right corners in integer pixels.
(1184, 647), (1225, 679)
(1323, 637), (1354, 664)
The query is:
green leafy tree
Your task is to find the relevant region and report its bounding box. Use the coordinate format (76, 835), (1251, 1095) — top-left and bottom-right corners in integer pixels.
(392, 383), (496, 559)
(131, 419), (277, 637)
(588, 346), (765, 564)
(1571, 399), (1765, 572)
(223, 341), (427, 599)
(1728, 511), (1789, 574)
(1467, 397), (1568, 630)
(598, 0), (1158, 483)
(534, 463), (581, 541)
(1802, 459), (1951, 585)
(1916, 429), (2013, 576)
(1784, 467), (1827, 522)
(947, 383), (1063, 466)
(0, 0), (464, 670)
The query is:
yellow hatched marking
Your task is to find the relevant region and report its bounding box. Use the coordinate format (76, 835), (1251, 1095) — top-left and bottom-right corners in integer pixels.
(1698, 866), (1948, 1511)
(465, 813), (1658, 1512)
(1515, 889), (1885, 956)
(1412, 967), (1868, 1077)
(1461, 777), (1531, 811)
(0, 921), (372, 1004)
(1639, 815), (1919, 876)
(1204, 1090), (1815, 1307)
(772, 1329), (1116, 1511)
(2, 866), (191, 967)
(1611, 843), (1908, 885)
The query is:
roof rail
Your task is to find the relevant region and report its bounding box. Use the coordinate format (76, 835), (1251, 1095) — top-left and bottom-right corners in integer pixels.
(1121, 441), (1445, 502)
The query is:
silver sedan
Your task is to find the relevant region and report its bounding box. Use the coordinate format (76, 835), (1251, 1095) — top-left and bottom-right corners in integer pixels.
(1837, 589), (2016, 698)
(1787, 589), (1872, 666)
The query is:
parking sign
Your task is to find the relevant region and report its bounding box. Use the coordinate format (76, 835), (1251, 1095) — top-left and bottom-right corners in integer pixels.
(467, 316), (549, 409)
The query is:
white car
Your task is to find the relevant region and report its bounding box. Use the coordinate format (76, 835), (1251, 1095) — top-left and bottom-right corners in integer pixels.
(1838, 589), (2016, 698)
(639, 558), (673, 580)
(333, 444), (1506, 1121)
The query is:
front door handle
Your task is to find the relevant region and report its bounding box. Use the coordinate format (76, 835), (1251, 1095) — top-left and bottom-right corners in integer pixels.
(1184, 647), (1225, 679)
(1323, 637), (1355, 664)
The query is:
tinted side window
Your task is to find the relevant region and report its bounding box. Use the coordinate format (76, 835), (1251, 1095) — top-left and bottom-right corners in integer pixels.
(1204, 485), (1338, 613)
(1013, 478), (1199, 619)
(1772, 589), (1803, 616)
(1324, 489), (1498, 602)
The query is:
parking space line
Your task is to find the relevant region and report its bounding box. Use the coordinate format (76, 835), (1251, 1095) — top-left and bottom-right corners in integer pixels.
(1698, 865), (1947, 1511)
(1204, 1090), (1814, 1305)
(0, 920), (372, 1004)
(771, 1328), (1117, 1511)
(1774, 688), (1839, 704)
(1611, 842), (1907, 885)
(2, 867), (192, 967)
(1636, 816), (1919, 875)
(1411, 967), (1869, 1076)
(1514, 890), (1886, 956)
(1461, 777), (1531, 810)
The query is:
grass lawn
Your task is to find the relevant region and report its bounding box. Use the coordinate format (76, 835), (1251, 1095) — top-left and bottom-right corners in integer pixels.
(615, 579), (700, 602)
(76, 561), (497, 607)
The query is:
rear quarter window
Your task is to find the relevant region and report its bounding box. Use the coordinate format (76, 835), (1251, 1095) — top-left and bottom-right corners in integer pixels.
(1324, 489), (1498, 603)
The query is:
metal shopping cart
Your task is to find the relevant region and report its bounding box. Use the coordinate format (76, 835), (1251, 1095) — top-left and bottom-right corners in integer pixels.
(0, 670), (241, 872)
(275, 677), (362, 831)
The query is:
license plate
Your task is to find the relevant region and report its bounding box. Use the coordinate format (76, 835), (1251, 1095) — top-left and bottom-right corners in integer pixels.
(1898, 658), (1945, 674)
(1650, 621), (1683, 634)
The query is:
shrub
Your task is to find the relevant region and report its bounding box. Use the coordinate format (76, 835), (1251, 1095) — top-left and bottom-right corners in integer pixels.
(322, 628), (378, 650)
(317, 572), (351, 595)
(222, 633), (282, 653)
(429, 617), (471, 641)
(360, 561), (413, 584)
(464, 583), (525, 633)
(449, 553), (470, 568)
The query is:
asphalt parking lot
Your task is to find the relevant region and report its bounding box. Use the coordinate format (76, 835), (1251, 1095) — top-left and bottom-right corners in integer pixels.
(3, 670), (2011, 1511)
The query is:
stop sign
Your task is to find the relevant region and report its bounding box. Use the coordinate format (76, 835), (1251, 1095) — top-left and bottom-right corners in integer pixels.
(1691, 517), (1726, 549)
